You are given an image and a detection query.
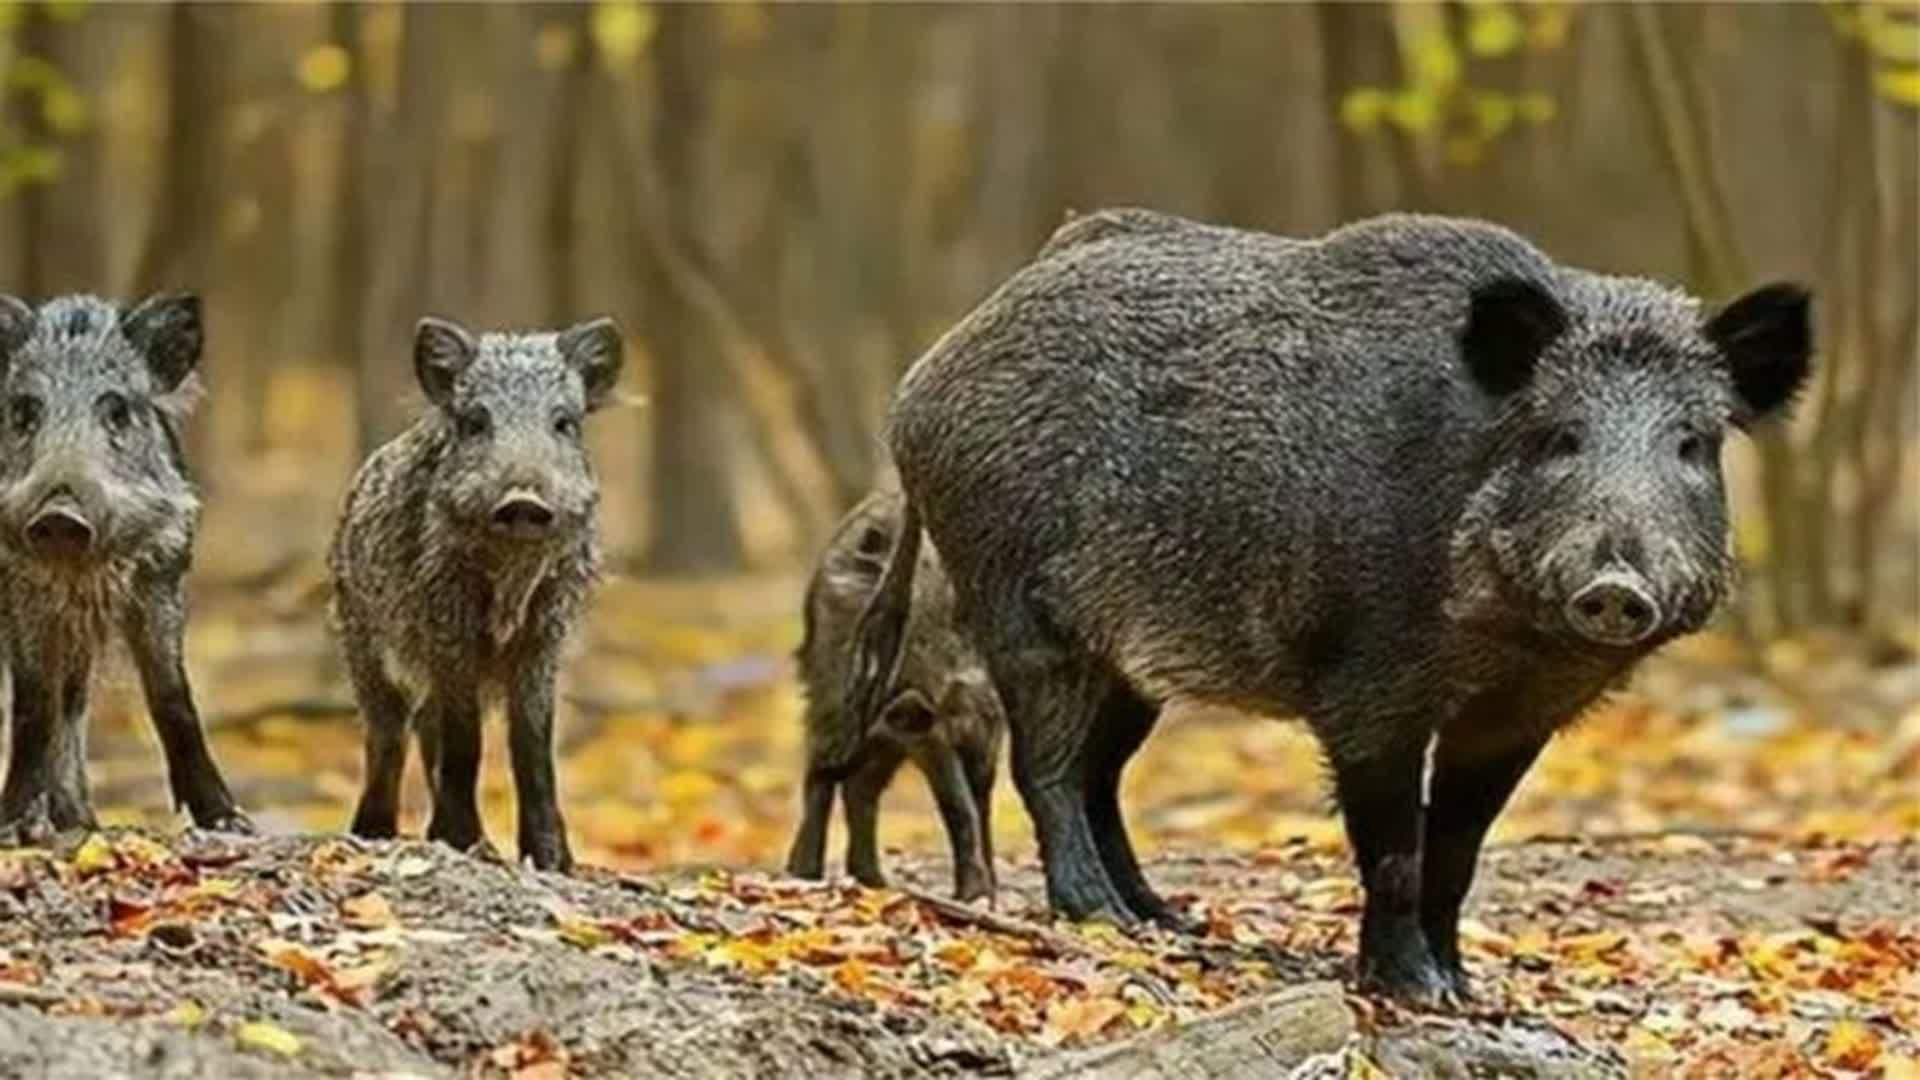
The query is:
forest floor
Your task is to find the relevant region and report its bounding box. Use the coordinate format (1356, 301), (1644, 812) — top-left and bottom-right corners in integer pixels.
(4, 572), (1920, 1078)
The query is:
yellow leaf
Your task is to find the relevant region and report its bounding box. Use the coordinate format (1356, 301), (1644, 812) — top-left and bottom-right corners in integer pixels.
(1340, 88), (1393, 135)
(1824, 1019), (1883, 1071)
(1469, 91), (1516, 140)
(1465, 2), (1524, 57)
(1123, 1000), (1164, 1029)
(1514, 91), (1557, 125)
(192, 878), (242, 901)
(41, 83), (86, 136)
(555, 916), (612, 949)
(115, 835), (175, 867)
(297, 45), (352, 94)
(1622, 1026), (1675, 1062)
(1556, 931), (1627, 963)
(1387, 90), (1441, 137)
(591, 0), (657, 69)
(235, 1020), (302, 1058)
(165, 1001), (205, 1028)
(1409, 29), (1462, 90)
(1346, 1051), (1393, 1080)
(70, 833), (116, 876)
(659, 769), (722, 806)
(1863, 4), (1920, 63)
(707, 938), (780, 974)
(1043, 997), (1126, 1044)
(1874, 66), (1920, 107)
(1072, 923), (1129, 948)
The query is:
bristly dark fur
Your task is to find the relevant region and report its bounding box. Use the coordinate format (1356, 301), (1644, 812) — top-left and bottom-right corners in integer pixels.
(330, 316), (623, 873)
(0, 292), (249, 842)
(785, 490), (1004, 902)
(845, 207), (1811, 1003)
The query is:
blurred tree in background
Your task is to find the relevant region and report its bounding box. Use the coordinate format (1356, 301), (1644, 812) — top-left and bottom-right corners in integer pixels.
(0, 0), (1910, 639)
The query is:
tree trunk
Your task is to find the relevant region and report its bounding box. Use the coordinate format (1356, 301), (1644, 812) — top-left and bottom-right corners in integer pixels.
(638, 6), (744, 573)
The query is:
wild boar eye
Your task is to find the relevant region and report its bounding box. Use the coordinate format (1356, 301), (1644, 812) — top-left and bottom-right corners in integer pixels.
(457, 408), (491, 440)
(1544, 426), (1582, 460)
(1677, 431), (1713, 464)
(8, 393), (40, 435)
(99, 392), (133, 433)
(553, 413), (581, 439)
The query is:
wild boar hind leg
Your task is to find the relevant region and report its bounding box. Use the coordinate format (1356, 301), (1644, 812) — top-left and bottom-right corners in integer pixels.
(978, 602), (1138, 925)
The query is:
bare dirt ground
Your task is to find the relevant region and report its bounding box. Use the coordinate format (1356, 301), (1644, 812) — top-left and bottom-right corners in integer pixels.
(4, 574), (1919, 1077)
(0, 825), (1915, 1078)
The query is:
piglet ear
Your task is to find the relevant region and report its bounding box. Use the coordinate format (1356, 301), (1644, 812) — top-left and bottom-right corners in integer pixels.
(1706, 282), (1812, 427)
(878, 689), (938, 737)
(414, 316), (477, 408)
(558, 315), (623, 411)
(121, 293), (202, 392)
(0, 295), (33, 368)
(1461, 277), (1567, 398)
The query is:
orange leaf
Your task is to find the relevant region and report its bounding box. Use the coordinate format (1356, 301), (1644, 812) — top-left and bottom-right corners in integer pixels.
(1824, 1020), (1883, 1071)
(263, 941), (333, 987)
(107, 894), (155, 937)
(832, 958), (872, 995)
(933, 940), (979, 972)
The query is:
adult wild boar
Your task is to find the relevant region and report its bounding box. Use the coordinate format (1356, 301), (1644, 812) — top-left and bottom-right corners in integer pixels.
(846, 209), (1811, 1003)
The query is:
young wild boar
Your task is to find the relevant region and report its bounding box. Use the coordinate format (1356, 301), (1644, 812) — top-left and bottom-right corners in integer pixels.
(784, 491), (1003, 901)
(0, 294), (250, 842)
(331, 315), (622, 872)
(848, 209), (1812, 1003)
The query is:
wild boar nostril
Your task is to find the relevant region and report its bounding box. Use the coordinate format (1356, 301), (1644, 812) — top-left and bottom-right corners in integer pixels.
(25, 507), (95, 553)
(1620, 594), (1652, 625)
(1565, 575), (1662, 647)
(491, 495), (555, 531)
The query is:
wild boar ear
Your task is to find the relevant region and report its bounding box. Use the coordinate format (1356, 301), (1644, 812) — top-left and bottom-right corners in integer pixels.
(878, 689), (938, 736)
(558, 316), (623, 411)
(413, 316), (477, 408)
(1461, 277), (1566, 398)
(121, 293), (203, 392)
(1706, 282), (1812, 428)
(825, 525), (891, 594)
(0, 295), (34, 369)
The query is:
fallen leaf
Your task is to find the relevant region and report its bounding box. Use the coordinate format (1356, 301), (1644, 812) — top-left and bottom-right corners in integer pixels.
(1824, 1019), (1883, 1071)
(115, 835), (176, 868)
(1043, 997), (1126, 1045)
(554, 914), (612, 949)
(70, 834), (116, 876)
(394, 856), (434, 878)
(341, 892), (396, 930)
(235, 1020), (302, 1057)
(107, 894), (154, 937)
